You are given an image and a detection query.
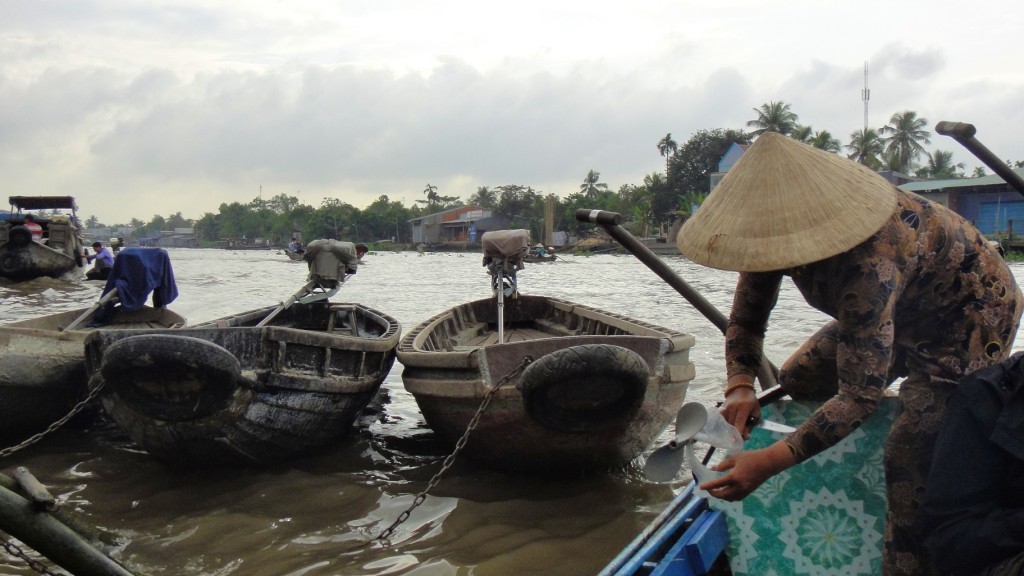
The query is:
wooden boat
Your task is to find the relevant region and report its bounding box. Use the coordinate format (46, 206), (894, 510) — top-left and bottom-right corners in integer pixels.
(601, 396), (897, 575)
(0, 196), (87, 281)
(523, 253), (557, 263)
(83, 242), (401, 466)
(0, 248), (185, 440)
(285, 249), (304, 261)
(397, 229), (695, 473)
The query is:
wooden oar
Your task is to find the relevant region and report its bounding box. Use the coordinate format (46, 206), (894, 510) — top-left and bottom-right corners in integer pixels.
(936, 121), (1024, 197)
(255, 281), (315, 328)
(574, 209), (779, 390)
(60, 288), (119, 332)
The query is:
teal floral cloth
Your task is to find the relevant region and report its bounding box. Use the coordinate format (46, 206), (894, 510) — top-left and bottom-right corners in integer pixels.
(706, 397), (897, 575)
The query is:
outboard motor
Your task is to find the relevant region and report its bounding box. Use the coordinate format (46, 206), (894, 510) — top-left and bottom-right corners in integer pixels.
(303, 239), (360, 289)
(481, 229), (530, 298)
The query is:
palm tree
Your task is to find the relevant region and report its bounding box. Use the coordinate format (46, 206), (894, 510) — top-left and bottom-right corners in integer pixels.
(580, 170), (608, 201)
(809, 130), (842, 153)
(468, 186), (497, 209)
(879, 110), (931, 174)
(845, 128), (885, 169)
(916, 150), (965, 179)
(746, 101), (799, 136)
(657, 134), (678, 161)
(790, 125), (813, 143)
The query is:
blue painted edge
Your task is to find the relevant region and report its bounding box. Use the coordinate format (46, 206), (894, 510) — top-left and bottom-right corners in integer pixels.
(599, 484), (706, 576)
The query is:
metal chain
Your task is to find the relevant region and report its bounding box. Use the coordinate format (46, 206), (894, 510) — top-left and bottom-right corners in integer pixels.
(0, 379), (106, 460)
(376, 357), (533, 543)
(0, 533), (66, 575)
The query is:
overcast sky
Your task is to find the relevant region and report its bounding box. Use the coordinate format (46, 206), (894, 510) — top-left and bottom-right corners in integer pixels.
(3, 1), (1023, 225)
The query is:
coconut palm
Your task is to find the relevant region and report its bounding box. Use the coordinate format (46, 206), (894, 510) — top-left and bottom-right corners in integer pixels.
(845, 128), (885, 169)
(809, 130), (842, 153)
(916, 150), (965, 179)
(657, 133), (678, 160)
(468, 186), (497, 209)
(580, 170), (609, 201)
(790, 125), (812, 143)
(880, 110), (931, 174)
(746, 101), (799, 136)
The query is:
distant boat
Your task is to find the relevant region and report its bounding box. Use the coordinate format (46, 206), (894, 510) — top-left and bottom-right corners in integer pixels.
(284, 249), (304, 261)
(84, 242), (401, 466)
(0, 196), (87, 281)
(397, 229), (695, 473)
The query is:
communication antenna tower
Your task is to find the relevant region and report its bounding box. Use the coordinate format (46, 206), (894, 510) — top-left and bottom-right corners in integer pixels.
(861, 61), (870, 133)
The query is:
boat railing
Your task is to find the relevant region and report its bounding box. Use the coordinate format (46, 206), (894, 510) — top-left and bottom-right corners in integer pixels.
(598, 483), (729, 576)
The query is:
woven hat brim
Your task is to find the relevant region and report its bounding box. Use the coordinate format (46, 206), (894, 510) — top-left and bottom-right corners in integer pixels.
(677, 133), (897, 272)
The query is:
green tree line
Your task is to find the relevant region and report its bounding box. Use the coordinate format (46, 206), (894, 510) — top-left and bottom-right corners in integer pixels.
(85, 100), (1024, 245)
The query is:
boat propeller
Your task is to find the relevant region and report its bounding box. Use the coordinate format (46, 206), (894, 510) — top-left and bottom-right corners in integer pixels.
(644, 402), (794, 484)
(643, 402), (709, 483)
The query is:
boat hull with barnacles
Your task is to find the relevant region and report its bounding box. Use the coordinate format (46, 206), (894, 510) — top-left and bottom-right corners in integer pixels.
(397, 229), (696, 473)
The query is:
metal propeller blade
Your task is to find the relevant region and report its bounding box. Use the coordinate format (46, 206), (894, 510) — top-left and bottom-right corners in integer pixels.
(643, 442), (687, 483)
(643, 402), (710, 483)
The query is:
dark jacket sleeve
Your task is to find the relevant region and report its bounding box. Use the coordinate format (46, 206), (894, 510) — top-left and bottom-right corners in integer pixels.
(922, 366), (1024, 575)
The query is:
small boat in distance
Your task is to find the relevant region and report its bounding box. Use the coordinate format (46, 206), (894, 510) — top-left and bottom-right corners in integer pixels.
(397, 229), (695, 473)
(0, 248), (185, 440)
(0, 196), (87, 281)
(84, 240), (401, 466)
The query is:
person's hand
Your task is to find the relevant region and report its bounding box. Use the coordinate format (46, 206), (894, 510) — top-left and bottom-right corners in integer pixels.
(699, 441), (795, 501)
(722, 378), (761, 440)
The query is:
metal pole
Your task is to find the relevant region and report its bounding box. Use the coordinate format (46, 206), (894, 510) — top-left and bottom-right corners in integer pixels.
(575, 209), (779, 389)
(0, 483), (136, 576)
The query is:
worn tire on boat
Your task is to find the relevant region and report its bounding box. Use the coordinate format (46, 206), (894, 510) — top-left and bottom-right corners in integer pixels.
(7, 225), (32, 248)
(100, 334), (241, 422)
(0, 252), (22, 275)
(519, 344), (648, 433)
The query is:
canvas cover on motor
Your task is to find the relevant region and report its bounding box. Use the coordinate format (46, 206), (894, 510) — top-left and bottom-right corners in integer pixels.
(482, 229), (530, 261)
(304, 239), (359, 285)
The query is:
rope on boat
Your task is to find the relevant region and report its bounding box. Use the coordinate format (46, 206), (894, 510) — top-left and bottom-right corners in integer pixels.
(0, 378), (107, 460)
(375, 357), (534, 544)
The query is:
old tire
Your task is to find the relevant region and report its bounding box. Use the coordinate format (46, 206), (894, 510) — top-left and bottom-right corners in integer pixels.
(100, 334), (241, 422)
(0, 252), (22, 276)
(519, 344), (648, 433)
(7, 226), (31, 248)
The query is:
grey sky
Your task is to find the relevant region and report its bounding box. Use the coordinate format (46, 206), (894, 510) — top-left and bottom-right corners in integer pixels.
(3, 0), (1023, 224)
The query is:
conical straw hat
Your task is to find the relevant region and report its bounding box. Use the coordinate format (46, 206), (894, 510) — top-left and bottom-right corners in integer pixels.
(676, 132), (897, 272)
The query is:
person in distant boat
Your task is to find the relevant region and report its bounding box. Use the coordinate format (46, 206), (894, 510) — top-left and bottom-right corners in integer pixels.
(676, 133), (1023, 576)
(22, 214), (43, 243)
(351, 244), (368, 273)
(85, 241), (114, 280)
(921, 353), (1024, 576)
(532, 243), (548, 257)
(288, 237), (304, 254)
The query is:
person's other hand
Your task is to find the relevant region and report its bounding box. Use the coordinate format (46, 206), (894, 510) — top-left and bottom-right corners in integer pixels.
(699, 442), (795, 501)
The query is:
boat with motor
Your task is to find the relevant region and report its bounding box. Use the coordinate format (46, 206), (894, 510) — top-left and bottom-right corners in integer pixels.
(0, 196), (87, 281)
(396, 229), (696, 474)
(0, 247), (185, 440)
(83, 240), (401, 466)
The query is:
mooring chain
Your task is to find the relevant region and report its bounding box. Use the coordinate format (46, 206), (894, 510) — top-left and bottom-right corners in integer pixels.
(0, 533), (65, 575)
(376, 356), (534, 544)
(0, 379), (107, 460)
